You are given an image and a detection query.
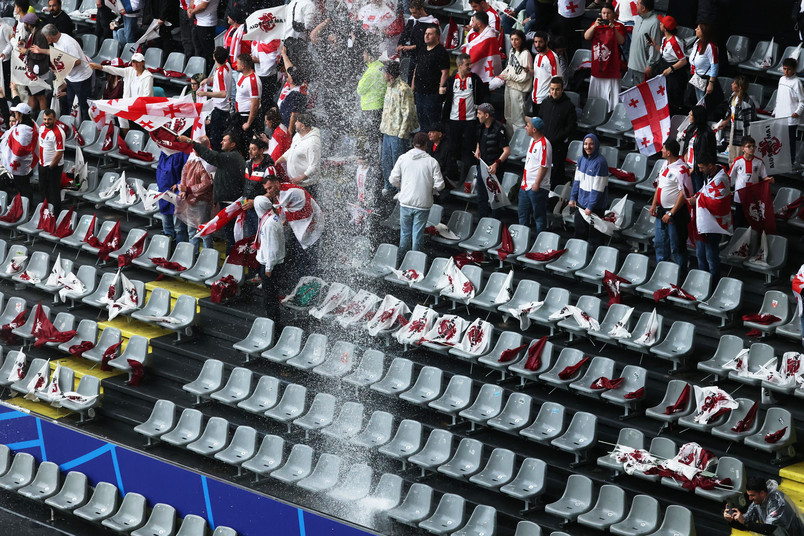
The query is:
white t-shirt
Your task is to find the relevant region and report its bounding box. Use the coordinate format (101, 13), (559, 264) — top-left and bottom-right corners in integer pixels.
(235, 71), (261, 113)
(522, 136), (552, 191)
(53, 33), (91, 82)
(39, 124), (65, 165)
(192, 0), (219, 27)
(729, 155), (768, 203)
(661, 36), (686, 63)
(253, 40), (281, 78)
(210, 63), (231, 111)
(656, 159), (692, 209)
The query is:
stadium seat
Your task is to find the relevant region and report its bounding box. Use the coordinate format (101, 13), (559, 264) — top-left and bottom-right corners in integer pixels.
(379, 419), (423, 469)
(12, 251), (50, 288)
(647, 505), (695, 536)
(622, 208), (656, 253)
(698, 334), (744, 381)
(80, 220), (119, 258)
(131, 503), (176, 536)
(551, 411), (597, 465)
(578, 485), (627, 530)
(187, 416), (230, 457)
(59, 214), (94, 249)
(452, 504), (495, 536)
(739, 40), (778, 72)
(293, 392), (336, 438)
(262, 326), (303, 363)
(557, 295), (602, 341)
(205, 256), (244, 288)
(371, 357), (414, 396)
(635, 261), (680, 299)
(359, 243), (398, 278)
(0, 452), (34, 491)
(468, 271), (511, 313)
(597, 103), (632, 145)
(242, 435), (284, 482)
(387, 483), (434, 526)
(236, 375), (280, 415)
(287, 333), (329, 370)
(729, 342), (776, 386)
(694, 456), (746, 504)
(469, 447), (516, 491)
(270, 444), (313, 484)
(545, 238), (589, 277)
(410, 257), (451, 305)
(620, 311), (664, 353)
(428, 375), (473, 425)
(327, 463), (373, 502)
(777, 316), (802, 342)
(58, 319), (98, 355)
(486, 392), (531, 433)
(232, 318), (275, 363)
(450, 166), (478, 200)
(667, 269), (711, 307)
(210, 367), (253, 406)
(633, 437), (677, 482)
(590, 304), (633, 344)
(500, 457), (547, 511)
(711, 398), (761, 442)
(516, 231), (561, 270)
(508, 128), (529, 162)
(768, 45), (803, 77)
(343, 349), (385, 388)
(81, 326), (122, 365)
(320, 402), (364, 442)
(17, 202), (53, 238)
(743, 290), (789, 336)
(180, 249), (219, 283)
(131, 287), (172, 323)
(419, 493), (465, 535)
(312, 341), (358, 378)
(597, 427), (644, 474)
(650, 321), (696, 371)
(459, 217), (502, 251)
(39, 208), (78, 244)
(438, 438), (483, 480)
(569, 356), (615, 397)
(106, 334), (148, 380)
(153, 52), (186, 83)
(265, 384), (307, 433)
(498, 279), (541, 319)
(400, 366), (443, 405)
(60, 375), (101, 422)
(101, 492), (147, 533)
(45, 471), (88, 514)
(17, 461), (60, 501)
(408, 429), (454, 477)
(488, 224), (530, 268)
(476, 331), (524, 380)
(576, 246), (619, 291)
(528, 287), (571, 335)
(601, 365), (647, 417)
(0, 247), (28, 280)
(513, 521), (542, 536)
(350, 410), (394, 449)
(458, 383), (504, 431)
(539, 347), (587, 389)
(156, 242), (196, 277)
(508, 339), (555, 387)
(12, 303), (51, 341)
(134, 399), (177, 446)
(384, 250), (427, 286)
(430, 210), (473, 246)
(297, 453), (342, 492)
(744, 408), (797, 462)
(73, 482), (120, 523)
(182, 359), (224, 405)
(441, 264), (483, 307)
(520, 401), (565, 444)
(610, 495), (660, 536)
(545, 474), (593, 522)
(578, 97), (609, 129)
(645, 380), (694, 425)
(743, 234), (788, 283)
(698, 277), (743, 327)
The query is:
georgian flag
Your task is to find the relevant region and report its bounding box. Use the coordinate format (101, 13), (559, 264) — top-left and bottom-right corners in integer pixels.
(100, 172), (127, 200)
(633, 308), (659, 346)
(737, 180), (776, 235)
(335, 290), (382, 327)
(438, 259), (476, 303)
(244, 6), (287, 42)
(108, 272), (138, 321)
(71, 145), (88, 192)
(8, 349), (26, 383)
(463, 25), (502, 83)
(691, 386), (739, 424)
(695, 169), (732, 235)
(748, 231), (769, 266)
(760, 37), (775, 69)
(454, 318), (493, 355)
(309, 283), (354, 320)
(1, 124), (38, 175)
(388, 266), (424, 286)
(57, 271), (85, 302)
(89, 96), (213, 133)
(365, 295), (411, 337)
(548, 305), (600, 332)
(619, 76), (671, 156)
(194, 198), (246, 238)
(441, 17), (461, 50)
(277, 184), (323, 249)
(422, 314), (468, 346)
(395, 305), (439, 345)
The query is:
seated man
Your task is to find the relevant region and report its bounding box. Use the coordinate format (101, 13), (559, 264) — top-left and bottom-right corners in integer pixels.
(725, 477), (804, 536)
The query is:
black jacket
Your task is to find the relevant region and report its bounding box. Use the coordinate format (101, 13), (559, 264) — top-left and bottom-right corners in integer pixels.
(45, 11), (73, 36)
(429, 136), (457, 182)
(539, 92), (577, 148)
(441, 71), (488, 122)
(682, 124), (717, 168)
(193, 142), (245, 204)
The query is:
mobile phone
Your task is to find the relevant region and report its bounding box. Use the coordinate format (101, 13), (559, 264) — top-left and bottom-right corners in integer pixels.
(644, 34), (653, 44)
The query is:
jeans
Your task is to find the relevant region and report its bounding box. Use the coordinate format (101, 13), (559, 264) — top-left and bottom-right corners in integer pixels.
(178, 9), (195, 56)
(381, 134), (409, 191)
(654, 214), (689, 273)
(161, 213), (177, 241)
(696, 233), (722, 281)
(518, 187), (548, 234)
(415, 92), (441, 133)
(175, 219), (213, 253)
(399, 206), (429, 258)
(39, 164), (63, 215)
(66, 76), (93, 128)
(114, 15), (139, 46)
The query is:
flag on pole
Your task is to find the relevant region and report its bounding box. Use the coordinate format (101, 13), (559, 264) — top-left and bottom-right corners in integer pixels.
(748, 118), (794, 175)
(88, 95), (212, 132)
(618, 75), (671, 156)
(463, 25), (501, 83)
(194, 198), (246, 238)
(243, 6), (287, 42)
(477, 159), (510, 209)
(49, 49), (79, 92)
(134, 20), (162, 49)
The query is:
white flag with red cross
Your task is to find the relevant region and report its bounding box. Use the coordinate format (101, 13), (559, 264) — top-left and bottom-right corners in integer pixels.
(463, 25), (501, 83)
(696, 168), (732, 235)
(88, 96), (213, 132)
(619, 75), (671, 156)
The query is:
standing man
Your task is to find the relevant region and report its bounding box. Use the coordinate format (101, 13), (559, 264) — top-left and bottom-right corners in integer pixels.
(243, 138), (276, 239)
(32, 24), (93, 123)
(693, 153), (732, 282)
(0, 103), (37, 202)
(187, 0), (219, 72)
(396, 0), (438, 83)
(284, 0), (316, 69)
(531, 32), (562, 116)
(474, 103), (509, 218)
(44, 0), (73, 35)
(357, 43), (386, 158)
(442, 53), (487, 184)
(389, 132), (445, 257)
(650, 140), (692, 273)
(234, 53), (261, 140)
(519, 116), (551, 233)
(412, 25), (450, 134)
(177, 0), (194, 56)
(38, 108), (64, 214)
(275, 113), (321, 194)
(254, 189), (285, 326)
(627, 0), (661, 85)
(197, 47), (231, 151)
(539, 77), (576, 185)
(380, 61), (418, 195)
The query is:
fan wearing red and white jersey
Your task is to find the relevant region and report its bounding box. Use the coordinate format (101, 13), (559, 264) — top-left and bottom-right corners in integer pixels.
(519, 117), (552, 234)
(235, 53), (262, 140)
(650, 140), (691, 269)
(252, 39), (282, 116)
(38, 109), (64, 214)
(1, 103), (38, 201)
(531, 32), (562, 111)
(197, 47), (232, 151)
(728, 136), (774, 227)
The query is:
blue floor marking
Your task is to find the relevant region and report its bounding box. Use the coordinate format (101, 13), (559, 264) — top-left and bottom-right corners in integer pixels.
(59, 444), (113, 471)
(35, 418), (46, 461)
(0, 412), (27, 421)
(298, 508), (306, 536)
(6, 439), (43, 451)
(201, 476), (214, 529)
(110, 446), (125, 495)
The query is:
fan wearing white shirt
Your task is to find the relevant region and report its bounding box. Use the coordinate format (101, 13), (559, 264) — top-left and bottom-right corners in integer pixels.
(89, 52), (154, 132)
(777, 58), (804, 163)
(33, 24), (93, 122)
(187, 0), (219, 71)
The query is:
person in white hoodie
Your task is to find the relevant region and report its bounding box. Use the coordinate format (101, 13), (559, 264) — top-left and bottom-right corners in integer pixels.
(276, 112), (321, 195)
(389, 131), (445, 257)
(89, 52), (154, 132)
(776, 57), (804, 164)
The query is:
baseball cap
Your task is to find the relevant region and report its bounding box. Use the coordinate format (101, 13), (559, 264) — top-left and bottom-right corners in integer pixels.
(477, 102), (494, 115)
(131, 52), (145, 63)
(21, 13), (38, 25)
(657, 15), (676, 31)
(529, 116), (545, 131)
(10, 103), (31, 115)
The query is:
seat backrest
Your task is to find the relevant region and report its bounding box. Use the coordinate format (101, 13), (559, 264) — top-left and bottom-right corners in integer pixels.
(761, 290), (788, 316)
(649, 437), (677, 459)
(514, 520), (542, 536)
(534, 401), (564, 429)
(162, 52), (187, 72)
(185, 56), (207, 77)
(652, 261), (679, 285)
(567, 140), (583, 163)
(600, 146), (619, 168)
(615, 427), (644, 449)
(660, 505), (694, 534)
(561, 474), (593, 503)
(143, 47), (163, 70)
(120, 335), (148, 362)
(372, 243), (397, 267)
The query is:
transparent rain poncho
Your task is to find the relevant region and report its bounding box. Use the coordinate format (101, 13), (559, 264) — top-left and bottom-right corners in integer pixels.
(743, 480), (804, 536)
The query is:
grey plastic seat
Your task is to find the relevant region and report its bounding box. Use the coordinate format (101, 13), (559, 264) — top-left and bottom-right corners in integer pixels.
(242, 435), (284, 482)
(187, 417), (230, 457)
(379, 419), (423, 468)
(130, 288), (171, 323)
(180, 249), (219, 283)
(545, 238), (589, 277)
(667, 269), (711, 307)
(101, 492), (147, 533)
(508, 128), (529, 162)
(622, 208), (656, 252)
(106, 335), (149, 381)
(232, 318), (274, 363)
(288, 337), (346, 371)
(328, 463), (374, 502)
(600, 365), (647, 417)
(270, 444), (314, 484)
(17, 461), (60, 500)
(10, 358), (49, 396)
(569, 357), (616, 397)
(43, 312), (76, 348)
(321, 402), (364, 441)
(0, 297), (26, 327)
(0, 196), (29, 231)
(744, 234), (788, 283)
(0, 351), (22, 389)
(544, 474), (594, 522)
(384, 250), (428, 286)
(590, 304), (633, 344)
(79, 271), (117, 311)
(359, 243), (398, 278)
(438, 438), (483, 480)
(131, 235), (172, 271)
(237, 375), (281, 415)
(557, 295), (602, 341)
(175, 515), (207, 536)
(539, 347), (587, 389)
(17, 202), (53, 237)
(210, 367), (253, 406)
(214, 425), (257, 475)
(81, 327), (122, 365)
(388, 483), (435, 526)
(635, 261), (680, 299)
(297, 453), (342, 492)
(11, 303), (51, 341)
(74, 482), (119, 523)
(698, 335), (744, 381)
(411, 258), (452, 304)
(428, 375), (473, 425)
(293, 392), (336, 438)
(743, 290), (789, 335)
(514, 521), (542, 536)
(458, 383), (503, 431)
(39, 209), (78, 243)
(597, 428), (644, 474)
(744, 408), (797, 461)
(440, 264), (483, 307)
(698, 277), (743, 327)
(527, 287), (571, 336)
(12, 251), (50, 287)
(161, 408), (204, 447)
(620, 311), (664, 353)
(576, 246), (619, 290)
(487, 393), (532, 433)
(0, 246), (28, 279)
(350, 411), (394, 448)
(489, 224), (530, 268)
(468, 271), (512, 313)
(645, 380), (694, 424)
(409, 429), (454, 477)
(265, 384), (307, 432)
(694, 456), (746, 503)
(577, 97), (608, 129)
(358, 473), (403, 512)
(650, 321), (696, 371)
(60, 376), (101, 420)
(155, 242), (195, 277)
(81, 220), (119, 256)
(729, 342), (776, 386)
(597, 103), (632, 144)
(134, 400), (176, 446)
(204, 257), (244, 288)
(497, 279), (541, 321)
(45, 471), (88, 513)
(418, 493), (466, 535)
(313, 341), (358, 378)
(551, 411), (598, 464)
(261, 326), (303, 363)
(400, 366), (443, 405)
(459, 217), (502, 251)
(577, 485), (627, 530)
(633, 437), (678, 482)
(431, 210), (473, 245)
(131, 503), (176, 536)
(610, 495), (660, 536)
(521, 402), (565, 444)
(371, 357), (414, 396)
(645, 505), (695, 536)
(476, 331), (525, 380)
(777, 316), (802, 342)
(343, 349), (385, 387)
(210, 528), (238, 536)
(182, 359), (224, 405)
(500, 457), (547, 510)
(451, 505), (495, 536)
(469, 448), (515, 490)
(59, 264), (97, 307)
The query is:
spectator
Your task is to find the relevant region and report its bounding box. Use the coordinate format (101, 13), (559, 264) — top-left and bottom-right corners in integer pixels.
(428, 122), (457, 187)
(474, 102), (509, 218)
(254, 188), (286, 324)
(469, 0), (501, 35)
(646, 14), (687, 113)
(278, 46), (309, 136)
(178, 131), (246, 253)
(498, 29), (533, 139)
(143, 0), (179, 52)
(33, 24), (93, 123)
(389, 131), (445, 257)
(260, 107), (292, 166)
(275, 112), (321, 193)
(187, 0), (219, 71)
(252, 38), (281, 117)
(539, 76), (577, 184)
(0, 19), (13, 125)
(176, 136), (216, 254)
(156, 149), (190, 242)
(442, 53), (487, 184)
(234, 53), (261, 140)
(177, 0), (193, 56)
(89, 52), (154, 132)
(357, 43), (386, 156)
(396, 0), (438, 83)
(725, 478), (804, 536)
(37, 108), (65, 214)
(44, 0), (73, 35)
(17, 13), (49, 116)
(650, 139), (692, 271)
(101, 59), (124, 100)
(189, 74), (204, 102)
(568, 133), (608, 247)
(380, 61), (418, 195)
(197, 47), (232, 151)
(681, 105), (717, 192)
(776, 57), (804, 164)
(716, 75), (756, 164)
(284, 0), (316, 69)
(242, 137), (276, 238)
(626, 0), (661, 85)
(0, 103), (37, 201)
(693, 153), (731, 281)
(584, 3), (626, 113)
(729, 136), (774, 228)
(114, 0), (141, 46)
(794, 264), (804, 349)
(223, 8), (250, 68)
(519, 116), (552, 233)
(531, 31), (562, 116)
(503, 0), (536, 35)
(95, 0), (114, 42)
(687, 22), (722, 114)
(412, 25), (449, 133)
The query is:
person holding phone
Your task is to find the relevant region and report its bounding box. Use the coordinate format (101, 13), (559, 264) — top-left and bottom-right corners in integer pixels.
(583, 3), (626, 112)
(626, 0), (661, 85)
(724, 477), (804, 535)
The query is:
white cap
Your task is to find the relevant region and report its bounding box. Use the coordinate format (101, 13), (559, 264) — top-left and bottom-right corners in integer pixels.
(131, 52), (145, 62)
(10, 103), (31, 115)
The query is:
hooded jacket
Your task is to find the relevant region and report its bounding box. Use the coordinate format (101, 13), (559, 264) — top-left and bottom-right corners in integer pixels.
(389, 147), (445, 209)
(254, 196), (285, 272)
(570, 133), (609, 212)
(283, 127), (321, 188)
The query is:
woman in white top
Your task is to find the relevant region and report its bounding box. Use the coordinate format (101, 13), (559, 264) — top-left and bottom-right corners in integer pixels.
(89, 52), (154, 132)
(498, 29), (533, 139)
(687, 22), (723, 115)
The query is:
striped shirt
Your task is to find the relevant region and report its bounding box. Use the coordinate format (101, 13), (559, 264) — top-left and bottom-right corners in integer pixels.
(39, 124), (64, 166)
(522, 136), (552, 190)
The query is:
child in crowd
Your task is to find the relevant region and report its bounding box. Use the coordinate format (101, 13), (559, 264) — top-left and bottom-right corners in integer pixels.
(728, 135), (774, 228)
(776, 57), (804, 164)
